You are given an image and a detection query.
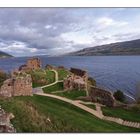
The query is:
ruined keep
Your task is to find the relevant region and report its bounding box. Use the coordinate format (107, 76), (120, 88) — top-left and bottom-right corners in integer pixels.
(19, 57), (41, 72)
(0, 72), (32, 97)
(89, 86), (116, 107)
(27, 58), (41, 70)
(64, 68), (88, 91)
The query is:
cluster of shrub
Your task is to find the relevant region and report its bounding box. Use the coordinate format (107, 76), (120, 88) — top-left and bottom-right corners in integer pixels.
(0, 70), (9, 87)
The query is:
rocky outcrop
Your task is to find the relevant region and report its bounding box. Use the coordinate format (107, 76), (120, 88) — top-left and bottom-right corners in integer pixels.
(89, 86), (116, 107)
(0, 106), (16, 133)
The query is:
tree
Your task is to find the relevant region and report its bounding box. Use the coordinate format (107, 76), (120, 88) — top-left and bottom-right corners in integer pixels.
(113, 90), (125, 102)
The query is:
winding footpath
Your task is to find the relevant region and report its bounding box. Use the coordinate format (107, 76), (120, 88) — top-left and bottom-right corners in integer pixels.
(35, 92), (103, 119)
(41, 69), (63, 89)
(33, 69), (140, 129)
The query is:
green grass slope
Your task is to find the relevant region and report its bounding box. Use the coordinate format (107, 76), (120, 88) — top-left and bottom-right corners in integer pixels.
(57, 69), (70, 80)
(102, 106), (140, 122)
(0, 95), (140, 132)
(43, 82), (64, 93)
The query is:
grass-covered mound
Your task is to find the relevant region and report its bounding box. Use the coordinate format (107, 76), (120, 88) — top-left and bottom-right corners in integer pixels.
(43, 82), (86, 100)
(28, 69), (55, 88)
(45, 70), (55, 84)
(0, 95), (140, 132)
(28, 69), (47, 88)
(102, 106), (140, 122)
(48, 90), (87, 100)
(57, 69), (70, 80)
(43, 82), (64, 93)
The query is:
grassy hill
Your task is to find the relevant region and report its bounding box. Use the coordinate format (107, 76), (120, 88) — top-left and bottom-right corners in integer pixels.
(0, 51), (12, 58)
(0, 95), (140, 132)
(67, 39), (140, 56)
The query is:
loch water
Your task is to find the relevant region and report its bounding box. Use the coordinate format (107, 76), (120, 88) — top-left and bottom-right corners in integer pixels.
(0, 56), (140, 100)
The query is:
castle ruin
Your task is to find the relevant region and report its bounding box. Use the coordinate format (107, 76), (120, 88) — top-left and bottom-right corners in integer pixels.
(19, 57), (41, 72)
(64, 68), (88, 91)
(89, 86), (116, 107)
(0, 71), (32, 97)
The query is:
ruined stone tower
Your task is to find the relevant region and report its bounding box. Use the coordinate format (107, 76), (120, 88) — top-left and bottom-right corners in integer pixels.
(0, 72), (32, 97)
(27, 58), (41, 70)
(19, 57), (41, 72)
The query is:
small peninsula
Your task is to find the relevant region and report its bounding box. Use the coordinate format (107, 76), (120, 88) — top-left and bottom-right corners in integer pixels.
(0, 51), (12, 58)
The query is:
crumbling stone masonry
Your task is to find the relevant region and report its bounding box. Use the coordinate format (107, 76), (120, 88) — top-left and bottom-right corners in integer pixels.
(89, 86), (116, 107)
(0, 72), (32, 97)
(19, 57), (41, 72)
(27, 57), (41, 70)
(64, 68), (88, 91)
(0, 106), (16, 133)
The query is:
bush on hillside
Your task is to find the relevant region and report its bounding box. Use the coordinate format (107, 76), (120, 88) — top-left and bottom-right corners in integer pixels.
(113, 90), (125, 102)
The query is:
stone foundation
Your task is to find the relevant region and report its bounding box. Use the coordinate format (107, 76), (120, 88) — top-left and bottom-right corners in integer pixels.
(63, 68), (88, 91)
(89, 86), (116, 107)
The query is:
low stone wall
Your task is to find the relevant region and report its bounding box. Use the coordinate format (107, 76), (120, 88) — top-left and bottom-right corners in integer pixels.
(89, 86), (116, 107)
(63, 75), (86, 91)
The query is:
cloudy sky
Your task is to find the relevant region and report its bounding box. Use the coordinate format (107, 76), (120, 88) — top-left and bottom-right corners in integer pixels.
(0, 8), (140, 56)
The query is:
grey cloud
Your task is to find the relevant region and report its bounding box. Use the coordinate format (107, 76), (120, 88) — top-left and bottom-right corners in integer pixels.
(0, 8), (86, 56)
(0, 8), (139, 56)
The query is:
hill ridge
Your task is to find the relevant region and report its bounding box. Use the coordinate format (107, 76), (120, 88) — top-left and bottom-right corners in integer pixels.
(66, 39), (140, 56)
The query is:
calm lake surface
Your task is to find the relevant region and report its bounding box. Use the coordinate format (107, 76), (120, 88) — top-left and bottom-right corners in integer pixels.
(0, 56), (140, 99)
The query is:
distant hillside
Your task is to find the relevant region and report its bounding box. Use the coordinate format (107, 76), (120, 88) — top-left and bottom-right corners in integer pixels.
(67, 39), (140, 56)
(0, 51), (12, 58)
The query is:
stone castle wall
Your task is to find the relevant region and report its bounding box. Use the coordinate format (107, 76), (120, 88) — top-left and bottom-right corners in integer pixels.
(12, 75), (32, 96)
(0, 79), (12, 97)
(64, 68), (88, 91)
(19, 57), (41, 72)
(0, 72), (32, 97)
(89, 86), (116, 107)
(64, 75), (86, 91)
(27, 58), (41, 70)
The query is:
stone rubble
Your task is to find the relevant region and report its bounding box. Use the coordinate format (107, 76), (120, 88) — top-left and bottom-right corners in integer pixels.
(0, 106), (16, 133)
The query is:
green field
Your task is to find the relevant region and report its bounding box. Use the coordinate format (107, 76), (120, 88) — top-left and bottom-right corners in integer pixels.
(0, 95), (140, 132)
(43, 82), (64, 93)
(30, 69), (47, 88)
(57, 69), (70, 80)
(102, 106), (140, 122)
(49, 90), (87, 100)
(29, 69), (55, 88)
(45, 70), (55, 84)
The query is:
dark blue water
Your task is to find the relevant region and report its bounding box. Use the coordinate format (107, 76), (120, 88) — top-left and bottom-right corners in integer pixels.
(0, 56), (140, 99)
